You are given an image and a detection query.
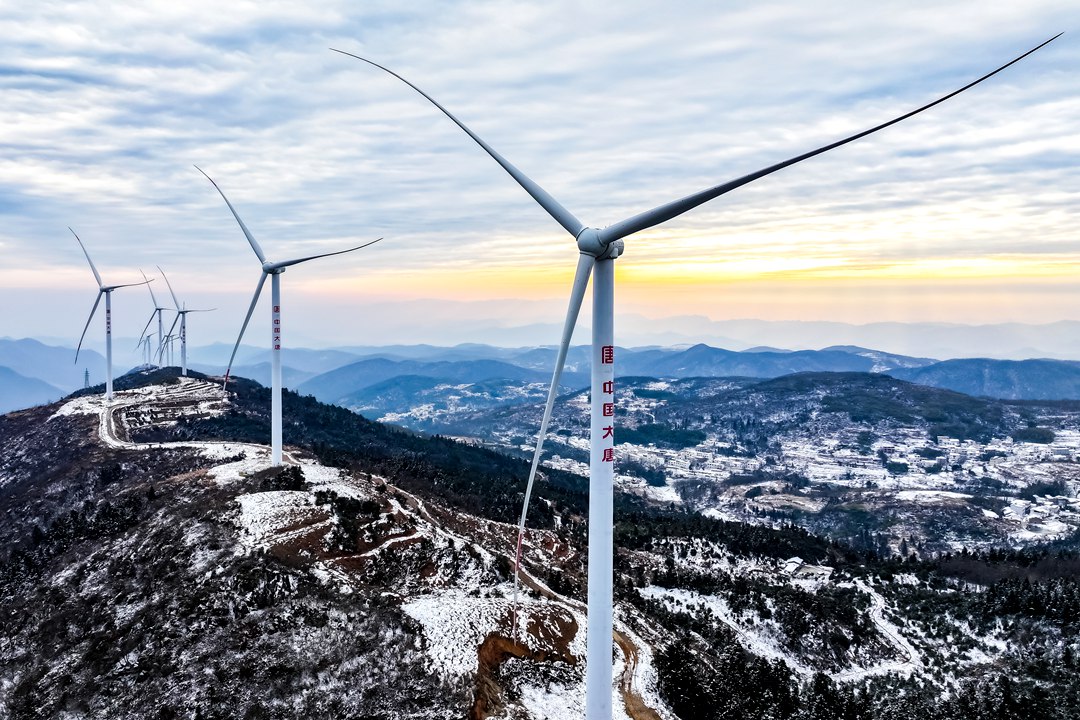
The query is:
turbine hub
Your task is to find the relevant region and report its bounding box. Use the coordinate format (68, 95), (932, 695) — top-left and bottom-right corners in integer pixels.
(262, 262), (285, 275)
(575, 228), (624, 260)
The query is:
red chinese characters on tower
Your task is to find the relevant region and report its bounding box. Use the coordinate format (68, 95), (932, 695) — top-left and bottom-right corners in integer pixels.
(599, 352), (616, 462)
(273, 305), (281, 349)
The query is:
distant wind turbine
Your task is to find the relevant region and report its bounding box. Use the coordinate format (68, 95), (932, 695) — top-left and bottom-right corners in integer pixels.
(157, 332), (178, 368)
(334, 33), (1060, 719)
(136, 268), (171, 367)
(136, 333), (154, 366)
(72, 228), (151, 402)
(196, 165), (382, 466)
(158, 266), (214, 377)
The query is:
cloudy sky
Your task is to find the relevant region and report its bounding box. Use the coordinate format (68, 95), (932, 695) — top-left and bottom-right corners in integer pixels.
(1, 1), (1077, 349)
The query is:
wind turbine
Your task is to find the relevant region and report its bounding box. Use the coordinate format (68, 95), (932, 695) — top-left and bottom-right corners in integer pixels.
(72, 228), (151, 403)
(136, 333), (154, 366)
(196, 165), (382, 466)
(158, 266), (214, 377)
(157, 332), (178, 367)
(334, 34), (1060, 718)
(136, 268), (171, 367)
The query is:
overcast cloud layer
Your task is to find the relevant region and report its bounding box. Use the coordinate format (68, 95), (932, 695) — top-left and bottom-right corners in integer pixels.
(0, 1), (1077, 347)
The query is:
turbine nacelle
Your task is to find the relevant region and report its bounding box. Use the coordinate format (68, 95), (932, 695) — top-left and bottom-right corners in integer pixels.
(576, 227), (624, 260)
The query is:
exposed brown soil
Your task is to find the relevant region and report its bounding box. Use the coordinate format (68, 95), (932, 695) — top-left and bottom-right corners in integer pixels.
(615, 631), (663, 720)
(469, 626), (664, 720)
(470, 633), (575, 720)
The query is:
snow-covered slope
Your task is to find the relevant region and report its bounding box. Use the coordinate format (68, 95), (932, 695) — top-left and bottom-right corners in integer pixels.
(1, 372), (1077, 719)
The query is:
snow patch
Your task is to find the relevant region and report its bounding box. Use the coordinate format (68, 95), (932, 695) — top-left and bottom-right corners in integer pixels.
(48, 395), (101, 420)
(894, 490), (973, 503)
(402, 590), (507, 679)
(235, 491), (314, 546)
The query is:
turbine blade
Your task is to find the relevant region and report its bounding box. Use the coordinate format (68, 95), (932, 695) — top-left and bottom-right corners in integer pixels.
(512, 252), (594, 635)
(141, 269), (161, 307)
(166, 313), (181, 337)
(331, 49), (584, 238)
(106, 280), (153, 290)
(136, 310), (158, 348)
(224, 273), (267, 386)
(267, 237), (383, 270)
(160, 314), (181, 361)
(75, 290), (104, 364)
(70, 228), (103, 288)
(598, 33), (1062, 245)
(158, 265), (181, 310)
(195, 165), (269, 264)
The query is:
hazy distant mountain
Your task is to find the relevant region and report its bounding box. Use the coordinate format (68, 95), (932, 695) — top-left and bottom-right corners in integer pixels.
(0, 338), (105, 391)
(187, 362), (314, 389)
(742, 345), (792, 353)
(11, 335), (1080, 406)
(329, 343), (523, 362)
(889, 358), (1080, 400)
(222, 348), (363, 375)
(185, 342), (263, 367)
(298, 357), (584, 405)
(618, 343), (896, 378)
(505, 345), (593, 374)
(371, 314), (1080, 359)
(693, 319), (1080, 360)
(0, 366), (64, 413)
(188, 345), (361, 375)
(821, 345), (937, 372)
(288, 344), (953, 411)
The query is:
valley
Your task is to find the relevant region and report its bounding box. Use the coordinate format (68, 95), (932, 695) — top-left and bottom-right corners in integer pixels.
(371, 371), (1080, 556)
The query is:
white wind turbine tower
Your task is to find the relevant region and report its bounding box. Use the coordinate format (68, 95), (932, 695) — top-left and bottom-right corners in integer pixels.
(72, 228), (151, 403)
(159, 266), (214, 377)
(335, 34), (1059, 718)
(196, 166), (382, 466)
(136, 268), (171, 367)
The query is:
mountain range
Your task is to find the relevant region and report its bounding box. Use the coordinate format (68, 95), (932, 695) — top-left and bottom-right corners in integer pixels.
(6, 337), (1080, 417)
(889, 358), (1080, 400)
(0, 366), (64, 414)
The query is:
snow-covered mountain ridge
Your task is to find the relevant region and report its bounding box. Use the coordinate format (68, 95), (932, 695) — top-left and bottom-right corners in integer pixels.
(0, 371), (1078, 718)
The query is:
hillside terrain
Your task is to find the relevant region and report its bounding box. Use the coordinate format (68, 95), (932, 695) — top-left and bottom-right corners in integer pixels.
(890, 358), (1080, 400)
(1, 370), (1079, 718)
(379, 371), (1080, 555)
